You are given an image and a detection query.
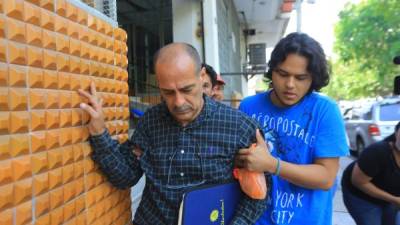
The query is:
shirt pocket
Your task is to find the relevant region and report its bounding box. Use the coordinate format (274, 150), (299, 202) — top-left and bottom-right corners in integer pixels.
(201, 145), (234, 181)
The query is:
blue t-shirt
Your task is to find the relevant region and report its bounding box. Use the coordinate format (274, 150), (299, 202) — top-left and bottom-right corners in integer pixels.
(239, 91), (349, 225)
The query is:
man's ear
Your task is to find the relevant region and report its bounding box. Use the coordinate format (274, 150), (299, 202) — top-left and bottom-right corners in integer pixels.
(199, 67), (206, 81)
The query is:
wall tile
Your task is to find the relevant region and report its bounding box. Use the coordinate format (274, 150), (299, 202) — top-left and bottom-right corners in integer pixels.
(0, 4), (132, 224)
(0, 208), (13, 225)
(55, 0), (66, 17)
(35, 193), (49, 216)
(7, 18), (26, 43)
(8, 42), (26, 65)
(24, 2), (40, 26)
(15, 201), (32, 225)
(0, 160), (13, 185)
(14, 178), (32, 204)
(26, 24), (42, 47)
(4, 0), (24, 21)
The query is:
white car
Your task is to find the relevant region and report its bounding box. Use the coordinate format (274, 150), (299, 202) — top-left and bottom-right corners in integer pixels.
(344, 97), (400, 155)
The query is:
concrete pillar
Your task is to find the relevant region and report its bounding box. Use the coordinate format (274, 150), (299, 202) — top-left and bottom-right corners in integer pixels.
(172, 0), (203, 59)
(202, 0), (220, 72)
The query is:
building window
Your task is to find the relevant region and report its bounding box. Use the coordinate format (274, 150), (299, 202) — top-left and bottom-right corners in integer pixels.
(117, 0), (173, 96)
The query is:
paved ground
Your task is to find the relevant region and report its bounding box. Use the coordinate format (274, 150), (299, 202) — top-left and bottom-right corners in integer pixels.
(332, 156), (357, 225)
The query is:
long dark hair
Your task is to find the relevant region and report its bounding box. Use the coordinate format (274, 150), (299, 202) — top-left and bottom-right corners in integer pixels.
(384, 121), (400, 142)
(266, 32), (330, 92)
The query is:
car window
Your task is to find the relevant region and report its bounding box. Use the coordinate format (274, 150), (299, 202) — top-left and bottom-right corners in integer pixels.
(363, 110), (372, 120)
(352, 111), (361, 120)
(379, 103), (400, 121)
(350, 108), (366, 120)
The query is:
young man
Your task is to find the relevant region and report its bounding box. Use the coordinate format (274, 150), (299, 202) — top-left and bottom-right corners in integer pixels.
(78, 43), (267, 225)
(236, 33), (349, 225)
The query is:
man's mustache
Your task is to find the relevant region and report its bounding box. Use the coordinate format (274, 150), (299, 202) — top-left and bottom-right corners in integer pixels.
(173, 104), (192, 113)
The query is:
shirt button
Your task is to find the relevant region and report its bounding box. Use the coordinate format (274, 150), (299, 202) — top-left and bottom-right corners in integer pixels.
(180, 172), (184, 177)
(180, 150), (185, 154)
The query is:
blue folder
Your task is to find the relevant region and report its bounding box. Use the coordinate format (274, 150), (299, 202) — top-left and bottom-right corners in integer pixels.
(178, 181), (243, 225)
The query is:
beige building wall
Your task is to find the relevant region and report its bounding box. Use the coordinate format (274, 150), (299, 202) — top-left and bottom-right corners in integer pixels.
(0, 0), (132, 224)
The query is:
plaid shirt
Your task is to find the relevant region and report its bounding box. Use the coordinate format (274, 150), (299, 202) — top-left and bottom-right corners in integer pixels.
(90, 96), (267, 225)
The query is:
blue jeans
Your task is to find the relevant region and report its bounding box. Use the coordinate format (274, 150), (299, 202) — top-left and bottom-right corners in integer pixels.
(342, 185), (399, 225)
(397, 210), (400, 225)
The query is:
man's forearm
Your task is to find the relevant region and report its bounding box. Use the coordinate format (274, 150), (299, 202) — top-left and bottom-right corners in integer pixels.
(90, 130), (143, 189)
(278, 158), (339, 190)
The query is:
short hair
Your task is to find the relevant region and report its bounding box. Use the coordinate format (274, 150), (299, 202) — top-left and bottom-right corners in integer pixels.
(265, 32), (330, 92)
(153, 43), (202, 75)
(202, 63), (217, 87)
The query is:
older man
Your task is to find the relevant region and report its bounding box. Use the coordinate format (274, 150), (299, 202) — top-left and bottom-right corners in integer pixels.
(78, 43), (266, 225)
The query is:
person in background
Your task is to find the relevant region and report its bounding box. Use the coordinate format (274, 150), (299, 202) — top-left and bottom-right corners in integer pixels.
(212, 73), (225, 101)
(78, 43), (267, 225)
(201, 63), (217, 97)
(341, 121), (400, 225)
(235, 32), (349, 225)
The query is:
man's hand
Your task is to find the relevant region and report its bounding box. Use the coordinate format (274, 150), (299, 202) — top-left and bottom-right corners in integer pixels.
(235, 129), (276, 173)
(393, 196), (400, 208)
(78, 82), (106, 135)
(133, 147), (143, 160)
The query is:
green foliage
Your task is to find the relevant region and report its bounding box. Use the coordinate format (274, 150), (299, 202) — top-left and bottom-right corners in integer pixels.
(324, 0), (400, 99)
(322, 59), (381, 99)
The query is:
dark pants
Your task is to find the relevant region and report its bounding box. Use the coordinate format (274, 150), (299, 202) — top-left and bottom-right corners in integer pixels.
(342, 185), (399, 225)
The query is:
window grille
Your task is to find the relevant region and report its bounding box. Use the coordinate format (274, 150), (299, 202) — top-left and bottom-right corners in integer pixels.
(80, 0), (117, 22)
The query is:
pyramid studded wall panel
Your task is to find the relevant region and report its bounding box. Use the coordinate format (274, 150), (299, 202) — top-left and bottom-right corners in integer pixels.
(0, 0), (132, 225)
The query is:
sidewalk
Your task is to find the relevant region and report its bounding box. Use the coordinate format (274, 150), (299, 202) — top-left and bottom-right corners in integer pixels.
(332, 156), (356, 225)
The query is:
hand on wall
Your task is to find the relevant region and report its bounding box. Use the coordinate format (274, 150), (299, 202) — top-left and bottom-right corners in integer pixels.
(78, 82), (106, 135)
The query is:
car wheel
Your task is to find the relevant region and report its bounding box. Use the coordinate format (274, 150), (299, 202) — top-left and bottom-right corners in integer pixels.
(356, 138), (365, 155)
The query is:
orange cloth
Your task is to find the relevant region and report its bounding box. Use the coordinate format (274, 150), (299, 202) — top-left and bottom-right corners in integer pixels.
(233, 145), (267, 199)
